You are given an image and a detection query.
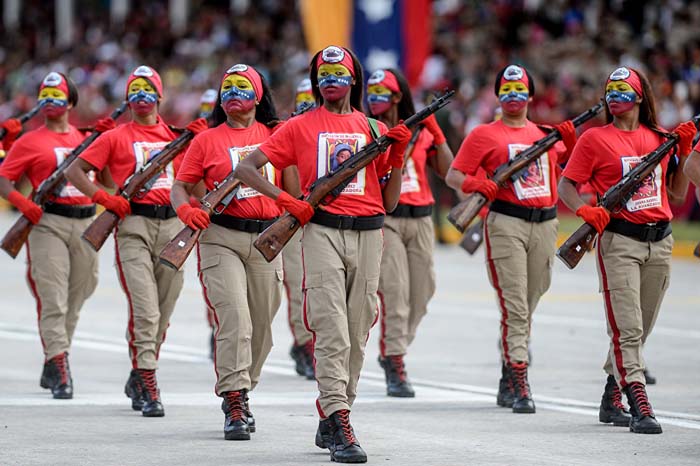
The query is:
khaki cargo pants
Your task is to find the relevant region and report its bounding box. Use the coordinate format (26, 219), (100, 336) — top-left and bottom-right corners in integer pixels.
(282, 229), (312, 346)
(484, 211), (558, 364)
(198, 224), (283, 395)
(378, 215), (435, 357)
(26, 213), (98, 360)
(597, 231), (672, 387)
(114, 215), (184, 370)
(302, 222), (382, 418)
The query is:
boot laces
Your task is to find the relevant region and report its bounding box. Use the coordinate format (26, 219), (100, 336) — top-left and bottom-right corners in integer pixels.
(51, 353), (69, 385)
(225, 391), (245, 421)
(511, 363), (530, 397)
(138, 369), (159, 401)
(389, 355), (407, 382)
(611, 383), (625, 410)
(629, 382), (653, 417)
(336, 410), (357, 445)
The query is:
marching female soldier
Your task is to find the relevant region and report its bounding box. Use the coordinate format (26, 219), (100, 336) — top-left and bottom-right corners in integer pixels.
(366, 68), (453, 397)
(0, 72), (114, 399)
(559, 66), (695, 434)
(446, 64), (576, 414)
(234, 46), (410, 464)
(66, 65), (207, 417)
(171, 63), (291, 441)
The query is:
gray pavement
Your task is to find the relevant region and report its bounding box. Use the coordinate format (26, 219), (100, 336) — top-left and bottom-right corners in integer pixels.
(1, 210), (699, 466)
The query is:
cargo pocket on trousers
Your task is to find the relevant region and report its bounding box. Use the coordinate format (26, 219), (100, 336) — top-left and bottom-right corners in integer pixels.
(598, 273), (629, 293)
(302, 272), (324, 332)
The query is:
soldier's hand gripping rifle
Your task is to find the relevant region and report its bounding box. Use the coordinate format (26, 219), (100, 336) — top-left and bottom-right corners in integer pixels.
(447, 101), (605, 232)
(557, 114), (700, 269)
(0, 102), (44, 140)
(0, 102), (129, 258)
(81, 128), (196, 251)
(253, 90), (455, 263)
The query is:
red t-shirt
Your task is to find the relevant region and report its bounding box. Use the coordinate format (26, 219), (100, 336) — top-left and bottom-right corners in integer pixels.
(452, 120), (567, 208)
(80, 120), (182, 206)
(0, 125), (93, 205)
(258, 106), (390, 217)
(562, 123), (672, 223)
(398, 129), (436, 206)
(177, 122), (283, 220)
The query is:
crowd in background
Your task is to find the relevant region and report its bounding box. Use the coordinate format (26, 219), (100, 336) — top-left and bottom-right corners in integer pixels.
(2, 0), (700, 217)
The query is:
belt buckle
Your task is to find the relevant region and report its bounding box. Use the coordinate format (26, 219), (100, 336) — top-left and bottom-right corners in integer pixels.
(527, 208), (541, 223)
(640, 224), (656, 242)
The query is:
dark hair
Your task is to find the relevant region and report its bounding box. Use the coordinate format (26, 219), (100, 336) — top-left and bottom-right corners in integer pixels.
(493, 65), (535, 97)
(38, 72), (79, 107)
(603, 67), (662, 133)
(211, 70), (279, 127)
(368, 68), (416, 120)
(310, 48), (364, 112)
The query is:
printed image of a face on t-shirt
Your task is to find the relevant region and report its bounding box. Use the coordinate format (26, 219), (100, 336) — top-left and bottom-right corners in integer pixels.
(317, 133), (367, 195)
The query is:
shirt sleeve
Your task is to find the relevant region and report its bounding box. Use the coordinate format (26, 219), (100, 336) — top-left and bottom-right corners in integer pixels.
(79, 130), (113, 171)
(373, 120), (392, 177)
(451, 127), (487, 176)
(258, 119), (297, 170)
(0, 138), (32, 182)
(561, 131), (595, 183)
(176, 135), (205, 184)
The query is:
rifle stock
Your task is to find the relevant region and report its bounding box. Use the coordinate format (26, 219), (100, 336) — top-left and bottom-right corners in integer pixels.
(459, 218), (484, 255)
(159, 227), (200, 270)
(255, 213), (299, 262)
(556, 222), (597, 269)
(0, 216), (32, 258)
(446, 194), (487, 233)
(81, 209), (120, 251)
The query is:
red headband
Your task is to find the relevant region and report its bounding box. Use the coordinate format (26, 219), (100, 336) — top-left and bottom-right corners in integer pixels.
(224, 64), (263, 101)
(316, 46), (355, 77)
(500, 65), (529, 90)
(126, 65), (164, 98)
(296, 79), (313, 95)
(368, 69), (400, 93)
(39, 72), (69, 96)
(606, 67), (643, 96)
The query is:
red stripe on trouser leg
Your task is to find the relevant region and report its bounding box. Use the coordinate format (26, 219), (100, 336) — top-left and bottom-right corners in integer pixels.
(484, 219), (511, 365)
(114, 231), (139, 369)
(25, 243), (47, 354)
(377, 291), (387, 357)
(597, 241), (628, 387)
(282, 265), (299, 344)
(197, 243), (222, 394)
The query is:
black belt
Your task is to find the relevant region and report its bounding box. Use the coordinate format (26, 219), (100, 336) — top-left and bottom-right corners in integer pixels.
(310, 210), (384, 230)
(211, 215), (278, 233)
(490, 200), (557, 223)
(389, 204), (433, 218)
(44, 203), (96, 219)
(129, 202), (177, 220)
(606, 218), (671, 242)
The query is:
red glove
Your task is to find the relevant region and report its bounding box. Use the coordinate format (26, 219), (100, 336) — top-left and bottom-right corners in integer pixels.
(176, 204), (210, 230)
(386, 123), (412, 169)
(188, 196), (201, 208)
(461, 176), (499, 201)
(575, 205), (610, 235)
(422, 114), (446, 145)
(92, 190), (131, 219)
(553, 120), (577, 153)
(2, 118), (23, 150)
(275, 191), (314, 225)
(186, 118), (208, 135)
(95, 117), (116, 133)
(7, 190), (42, 224)
(672, 121), (697, 157)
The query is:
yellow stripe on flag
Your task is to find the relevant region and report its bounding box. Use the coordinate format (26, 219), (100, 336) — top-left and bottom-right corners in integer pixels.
(300, 0), (352, 54)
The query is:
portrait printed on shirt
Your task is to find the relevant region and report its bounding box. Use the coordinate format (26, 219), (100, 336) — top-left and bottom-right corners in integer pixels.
(621, 156), (663, 211)
(229, 144), (274, 199)
(132, 141), (172, 190)
(400, 157), (420, 193)
(508, 143), (551, 200)
(54, 147), (95, 197)
(317, 133), (367, 195)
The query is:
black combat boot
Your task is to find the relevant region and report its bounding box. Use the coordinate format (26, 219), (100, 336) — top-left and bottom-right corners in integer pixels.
(302, 340), (315, 380)
(46, 352), (73, 399)
(40, 360), (52, 389)
(378, 355), (415, 398)
(643, 368), (657, 385)
(599, 374), (631, 426)
(124, 369), (145, 411)
(138, 369), (164, 417)
(624, 382), (662, 434)
(329, 410), (367, 463)
(290, 343), (309, 377)
(315, 417), (334, 449)
(222, 390), (250, 440)
(244, 391), (256, 433)
(497, 362), (515, 408)
(510, 362), (535, 413)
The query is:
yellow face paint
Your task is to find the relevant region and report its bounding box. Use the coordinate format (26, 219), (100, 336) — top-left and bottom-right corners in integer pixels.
(38, 87), (68, 101)
(367, 84), (392, 96)
(318, 64), (352, 79)
(498, 82), (528, 96)
(128, 77), (156, 96)
(221, 75), (254, 94)
(295, 92), (315, 106)
(605, 81), (635, 93)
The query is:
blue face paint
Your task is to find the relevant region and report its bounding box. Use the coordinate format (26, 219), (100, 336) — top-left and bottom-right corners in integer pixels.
(128, 90), (158, 104)
(221, 86), (256, 103)
(498, 91), (529, 103)
(367, 93), (391, 104)
(38, 97), (68, 107)
(318, 75), (352, 89)
(605, 90), (636, 104)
